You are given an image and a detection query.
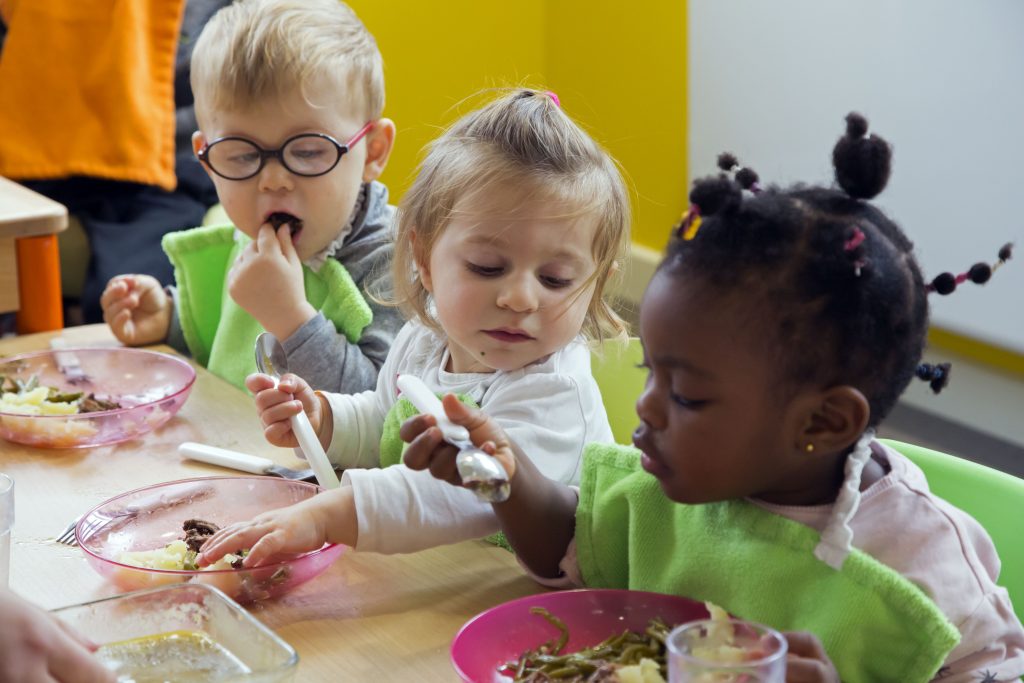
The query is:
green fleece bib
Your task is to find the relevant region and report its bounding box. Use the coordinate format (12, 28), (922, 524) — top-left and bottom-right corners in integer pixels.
(162, 225), (372, 389)
(576, 444), (960, 683)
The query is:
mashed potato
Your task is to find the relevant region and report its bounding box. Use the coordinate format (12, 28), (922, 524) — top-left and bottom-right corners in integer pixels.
(117, 540), (242, 572)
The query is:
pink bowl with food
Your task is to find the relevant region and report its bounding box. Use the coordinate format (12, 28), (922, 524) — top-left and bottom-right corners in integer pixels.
(0, 347), (195, 448)
(451, 588), (710, 682)
(77, 476), (346, 604)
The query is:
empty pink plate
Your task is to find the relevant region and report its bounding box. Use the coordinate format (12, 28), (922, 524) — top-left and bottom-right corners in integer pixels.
(450, 588), (709, 682)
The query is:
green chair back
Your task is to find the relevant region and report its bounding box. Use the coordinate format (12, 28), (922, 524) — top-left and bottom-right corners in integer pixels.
(881, 439), (1024, 624)
(591, 337), (645, 445)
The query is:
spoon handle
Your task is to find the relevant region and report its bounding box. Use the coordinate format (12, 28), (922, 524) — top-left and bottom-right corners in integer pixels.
(396, 375), (471, 444)
(290, 411), (340, 489)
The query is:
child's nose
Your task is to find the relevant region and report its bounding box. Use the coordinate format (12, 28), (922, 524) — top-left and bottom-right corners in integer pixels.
(634, 382), (665, 430)
(257, 158), (295, 193)
(496, 274), (539, 313)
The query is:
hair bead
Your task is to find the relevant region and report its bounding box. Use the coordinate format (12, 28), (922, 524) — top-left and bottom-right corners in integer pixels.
(926, 243), (1015, 295)
(915, 362), (951, 394)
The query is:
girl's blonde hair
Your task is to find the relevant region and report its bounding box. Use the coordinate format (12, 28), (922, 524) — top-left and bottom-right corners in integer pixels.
(190, 0), (384, 121)
(392, 89), (631, 345)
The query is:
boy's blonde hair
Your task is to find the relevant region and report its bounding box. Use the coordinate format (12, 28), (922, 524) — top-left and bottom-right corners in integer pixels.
(392, 89), (631, 346)
(191, 0), (384, 121)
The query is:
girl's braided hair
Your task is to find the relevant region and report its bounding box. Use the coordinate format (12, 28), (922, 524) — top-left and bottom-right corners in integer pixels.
(661, 113), (1011, 426)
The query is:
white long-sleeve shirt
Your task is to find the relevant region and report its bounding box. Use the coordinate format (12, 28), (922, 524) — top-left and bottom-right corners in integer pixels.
(321, 321), (614, 554)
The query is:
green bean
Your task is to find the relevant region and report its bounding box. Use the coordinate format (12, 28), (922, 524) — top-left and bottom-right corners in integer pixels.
(502, 607), (675, 682)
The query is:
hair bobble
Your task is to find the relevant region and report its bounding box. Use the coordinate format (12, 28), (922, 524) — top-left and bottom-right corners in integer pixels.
(926, 242), (1014, 295)
(915, 362), (951, 394)
(717, 153), (762, 193)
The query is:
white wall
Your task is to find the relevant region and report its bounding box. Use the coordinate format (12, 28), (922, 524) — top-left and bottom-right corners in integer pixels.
(689, 0), (1024, 353)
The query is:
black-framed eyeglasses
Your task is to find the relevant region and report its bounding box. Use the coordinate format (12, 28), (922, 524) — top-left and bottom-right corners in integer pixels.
(197, 121), (375, 180)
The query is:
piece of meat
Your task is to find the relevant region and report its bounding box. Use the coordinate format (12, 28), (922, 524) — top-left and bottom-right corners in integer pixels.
(182, 518), (220, 553)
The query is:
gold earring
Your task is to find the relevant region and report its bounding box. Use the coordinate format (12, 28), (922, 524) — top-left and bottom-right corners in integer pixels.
(805, 443), (815, 453)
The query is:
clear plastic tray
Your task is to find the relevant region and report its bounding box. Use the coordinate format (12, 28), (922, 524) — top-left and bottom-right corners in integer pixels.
(52, 583), (298, 682)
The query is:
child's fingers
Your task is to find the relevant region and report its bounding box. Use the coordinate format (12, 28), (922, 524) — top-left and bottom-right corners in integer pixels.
(401, 425), (445, 469)
(242, 529), (290, 567)
(426, 442), (462, 485)
(255, 223), (280, 255)
(198, 522), (264, 566)
(784, 659), (836, 683)
(103, 300), (136, 334)
(783, 632), (828, 659)
(398, 412), (437, 444)
(262, 421), (298, 448)
(245, 373), (278, 394)
(441, 394), (507, 445)
(259, 400), (304, 428)
(783, 632), (838, 683)
(277, 374), (309, 396)
(99, 278), (129, 309)
(276, 224), (299, 262)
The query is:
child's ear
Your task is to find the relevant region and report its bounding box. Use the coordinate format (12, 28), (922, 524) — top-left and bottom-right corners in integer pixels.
(411, 228), (433, 293)
(792, 386), (870, 455)
(361, 118), (396, 183)
(192, 131), (215, 181)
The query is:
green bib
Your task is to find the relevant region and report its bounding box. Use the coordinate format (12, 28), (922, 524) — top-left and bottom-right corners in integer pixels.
(576, 444), (960, 683)
(162, 225), (372, 389)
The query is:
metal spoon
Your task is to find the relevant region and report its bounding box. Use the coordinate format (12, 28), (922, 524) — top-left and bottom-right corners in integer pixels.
(396, 375), (510, 503)
(254, 332), (340, 489)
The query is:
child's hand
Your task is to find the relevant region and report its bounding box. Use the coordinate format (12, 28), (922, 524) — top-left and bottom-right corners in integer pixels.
(100, 274), (171, 346)
(783, 632), (840, 683)
(197, 489), (351, 567)
(228, 223), (317, 341)
(400, 394), (517, 486)
(246, 372), (331, 449)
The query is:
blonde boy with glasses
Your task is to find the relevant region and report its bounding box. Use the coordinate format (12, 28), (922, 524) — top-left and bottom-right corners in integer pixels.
(100, 0), (401, 393)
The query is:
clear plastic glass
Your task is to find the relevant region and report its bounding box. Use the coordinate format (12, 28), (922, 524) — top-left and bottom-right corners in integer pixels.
(667, 618), (787, 683)
(0, 473), (12, 586)
(52, 583), (298, 682)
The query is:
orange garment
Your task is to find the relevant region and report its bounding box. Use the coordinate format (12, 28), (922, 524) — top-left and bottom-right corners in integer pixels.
(0, 0), (185, 190)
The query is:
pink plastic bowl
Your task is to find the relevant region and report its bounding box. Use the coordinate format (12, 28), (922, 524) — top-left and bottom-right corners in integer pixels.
(0, 347), (195, 448)
(451, 588), (710, 683)
(77, 476), (346, 604)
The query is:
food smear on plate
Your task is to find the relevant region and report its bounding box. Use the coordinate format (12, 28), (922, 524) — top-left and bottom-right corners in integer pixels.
(95, 630), (251, 682)
(117, 519), (247, 571)
(0, 374), (122, 416)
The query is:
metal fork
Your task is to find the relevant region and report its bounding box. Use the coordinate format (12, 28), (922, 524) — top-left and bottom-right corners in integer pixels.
(55, 482), (216, 548)
(56, 515), (82, 546)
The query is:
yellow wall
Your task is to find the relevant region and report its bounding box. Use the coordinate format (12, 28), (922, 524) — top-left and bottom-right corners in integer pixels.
(350, 1), (687, 251)
(350, 2), (547, 198)
(545, 1), (687, 250)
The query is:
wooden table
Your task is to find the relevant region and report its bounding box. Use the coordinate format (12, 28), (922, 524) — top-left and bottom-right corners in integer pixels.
(0, 325), (541, 681)
(0, 176), (68, 333)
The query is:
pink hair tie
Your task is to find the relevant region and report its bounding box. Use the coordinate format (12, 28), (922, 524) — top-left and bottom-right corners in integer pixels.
(544, 90), (561, 107)
(844, 226), (866, 252)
